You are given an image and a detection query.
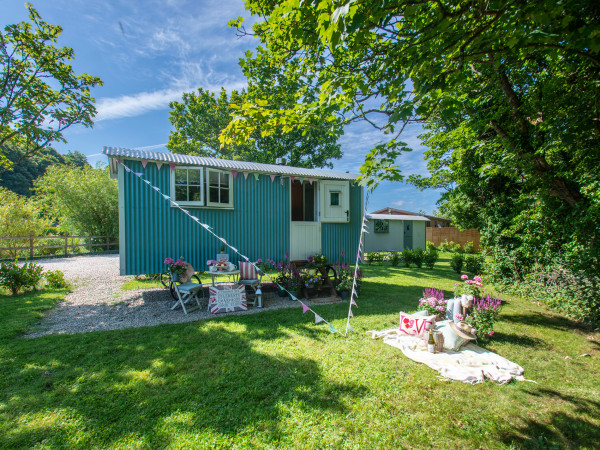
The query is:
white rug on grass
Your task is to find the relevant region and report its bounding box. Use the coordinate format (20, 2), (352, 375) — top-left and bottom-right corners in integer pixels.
(369, 329), (531, 384)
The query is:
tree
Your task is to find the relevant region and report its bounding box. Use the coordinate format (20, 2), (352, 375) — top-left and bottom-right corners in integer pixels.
(169, 83), (343, 168)
(0, 144), (88, 196)
(222, 1), (600, 275)
(0, 187), (49, 258)
(34, 164), (118, 239)
(0, 4), (102, 168)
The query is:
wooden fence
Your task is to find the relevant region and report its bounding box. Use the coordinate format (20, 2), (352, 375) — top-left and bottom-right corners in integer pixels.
(426, 227), (481, 251)
(0, 233), (118, 259)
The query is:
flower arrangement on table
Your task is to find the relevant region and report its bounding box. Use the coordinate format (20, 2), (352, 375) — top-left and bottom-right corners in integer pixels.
(418, 287), (446, 317)
(301, 272), (323, 290)
(164, 257), (187, 279)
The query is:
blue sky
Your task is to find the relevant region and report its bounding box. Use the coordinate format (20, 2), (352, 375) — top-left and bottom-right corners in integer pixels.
(3, 0), (443, 214)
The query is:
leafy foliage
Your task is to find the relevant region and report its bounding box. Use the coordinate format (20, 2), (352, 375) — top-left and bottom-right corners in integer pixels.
(0, 5), (102, 167)
(423, 249), (439, 270)
(0, 259), (43, 294)
(0, 144), (88, 196)
(34, 165), (118, 239)
(412, 248), (425, 268)
(43, 269), (68, 289)
(0, 187), (49, 258)
(169, 84), (342, 168)
(465, 254), (485, 276)
(450, 253), (464, 274)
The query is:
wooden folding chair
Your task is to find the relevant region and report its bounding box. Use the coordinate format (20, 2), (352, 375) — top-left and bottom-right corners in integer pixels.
(170, 277), (203, 314)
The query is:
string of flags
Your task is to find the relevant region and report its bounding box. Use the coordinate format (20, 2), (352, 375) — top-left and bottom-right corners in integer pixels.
(117, 158), (365, 337)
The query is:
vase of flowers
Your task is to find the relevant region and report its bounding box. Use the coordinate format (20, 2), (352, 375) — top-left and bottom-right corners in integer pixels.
(466, 295), (502, 343)
(453, 275), (483, 303)
(164, 257), (187, 281)
(418, 287), (446, 319)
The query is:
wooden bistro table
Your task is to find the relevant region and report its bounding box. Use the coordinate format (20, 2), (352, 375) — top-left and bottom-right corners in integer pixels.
(292, 261), (338, 300)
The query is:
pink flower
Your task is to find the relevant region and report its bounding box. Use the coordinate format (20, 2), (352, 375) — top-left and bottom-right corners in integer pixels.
(474, 276), (482, 282)
(461, 274), (468, 280)
(341, 250), (345, 257)
(164, 257), (174, 265)
(285, 252), (290, 259)
(256, 258), (263, 263)
(454, 313), (464, 321)
(488, 331), (495, 336)
(475, 282), (483, 287)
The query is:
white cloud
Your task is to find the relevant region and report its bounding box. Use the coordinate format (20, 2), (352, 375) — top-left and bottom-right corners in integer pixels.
(95, 88), (188, 121)
(392, 201), (405, 207)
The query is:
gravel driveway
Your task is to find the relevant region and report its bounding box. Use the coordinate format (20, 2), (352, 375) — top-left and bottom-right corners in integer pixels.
(25, 254), (313, 337)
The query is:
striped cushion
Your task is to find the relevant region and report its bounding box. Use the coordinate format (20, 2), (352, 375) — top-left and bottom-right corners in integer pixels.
(239, 262), (258, 281)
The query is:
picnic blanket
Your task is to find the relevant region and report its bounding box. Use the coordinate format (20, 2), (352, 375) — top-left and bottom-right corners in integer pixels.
(369, 329), (531, 384)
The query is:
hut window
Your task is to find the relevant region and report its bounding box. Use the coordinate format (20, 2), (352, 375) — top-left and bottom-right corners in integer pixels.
(172, 167), (204, 205)
(206, 169), (233, 208)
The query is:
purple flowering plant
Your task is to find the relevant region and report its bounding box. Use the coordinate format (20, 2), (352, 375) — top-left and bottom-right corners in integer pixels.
(418, 287), (447, 316)
(466, 295), (502, 342)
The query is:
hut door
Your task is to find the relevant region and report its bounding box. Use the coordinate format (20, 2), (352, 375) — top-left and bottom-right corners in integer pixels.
(290, 180), (321, 260)
(404, 222), (413, 250)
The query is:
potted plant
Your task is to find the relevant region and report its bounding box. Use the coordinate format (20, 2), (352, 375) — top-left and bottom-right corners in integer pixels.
(336, 278), (353, 299)
(453, 275), (484, 307)
(164, 257), (187, 281)
(302, 272), (323, 290)
(418, 287), (446, 319)
(311, 253), (328, 267)
(287, 271), (303, 299)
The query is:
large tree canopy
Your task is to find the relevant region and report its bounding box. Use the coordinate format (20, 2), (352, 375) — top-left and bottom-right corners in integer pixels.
(169, 79), (343, 168)
(0, 4), (102, 168)
(222, 0), (600, 275)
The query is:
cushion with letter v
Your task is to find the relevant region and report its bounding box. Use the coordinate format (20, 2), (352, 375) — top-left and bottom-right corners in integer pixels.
(399, 311), (436, 337)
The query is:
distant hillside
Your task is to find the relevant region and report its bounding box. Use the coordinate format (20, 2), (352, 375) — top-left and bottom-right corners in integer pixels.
(0, 145), (89, 196)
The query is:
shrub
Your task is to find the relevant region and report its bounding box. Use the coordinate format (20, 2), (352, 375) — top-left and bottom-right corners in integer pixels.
(365, 252), (376, 265)
(438, 240), (450, 252)
(465, 254), (485, 275)
(426, 241), (437, 252)
(451, 242), (463, 253)
(464, 241), (475, 254)
(0, 260), (43, 294)
(413, 248), (425, 268)
(401, 248), (414, 267)
(423, 249), (439, 269)
(44, 270), (68, 289)
(390, 251), (401, 267)
(450, 253), (464, 274)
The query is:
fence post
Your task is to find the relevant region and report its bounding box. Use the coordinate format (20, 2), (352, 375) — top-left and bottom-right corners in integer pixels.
(105, 236), (110, 251)
(89, 235), (93, 253)
(64, 235), (68, 256)
(29, 231), (34, 259)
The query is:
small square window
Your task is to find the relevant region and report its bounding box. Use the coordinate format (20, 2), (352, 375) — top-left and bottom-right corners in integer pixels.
(330, 191), (340, 206)
(173, 168), (203, 204)
(206, 169), (233, 208)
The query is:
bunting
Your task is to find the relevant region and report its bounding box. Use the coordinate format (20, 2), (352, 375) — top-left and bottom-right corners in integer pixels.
(156, 161), (163, 171)
(243, 172), (249, 180)
(270, 174), (276, 182)
(169, 163), (176, 172)
(232, 170), (238, 179)
(253, 173), (260, 181)
(119, 160), (350, 337)
(141, 159), (148, 168)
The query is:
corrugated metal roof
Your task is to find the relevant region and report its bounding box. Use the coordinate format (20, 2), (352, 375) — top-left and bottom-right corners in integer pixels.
(103, 146), (359, 181)
(366, 214), (429, 221)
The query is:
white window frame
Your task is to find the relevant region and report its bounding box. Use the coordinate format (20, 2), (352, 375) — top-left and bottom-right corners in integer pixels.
(206, 168), (233, 208)
(171, 166), (204, 206)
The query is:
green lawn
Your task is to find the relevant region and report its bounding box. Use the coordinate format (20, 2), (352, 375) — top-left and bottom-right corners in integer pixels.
(1, 254), (599, 448)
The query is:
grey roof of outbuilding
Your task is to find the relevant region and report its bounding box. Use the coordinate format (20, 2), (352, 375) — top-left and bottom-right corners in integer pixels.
(366, 214), (429, 221)
(103, 147), (359, 181)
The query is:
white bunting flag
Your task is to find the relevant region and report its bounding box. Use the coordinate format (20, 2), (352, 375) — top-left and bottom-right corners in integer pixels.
(143, 180), (151, 185)
(314, 314), (324, 324)
(346, 324), (356, 333)
(152, 186), (160, 192)
(162, 194), (170, 200)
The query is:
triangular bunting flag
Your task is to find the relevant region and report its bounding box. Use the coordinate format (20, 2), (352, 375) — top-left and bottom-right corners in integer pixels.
(232, 170), (238, 179)
(169, 163), (176, 172)
(219, 237), (227, 244)
(115, 159), (122, 165)
(314, 314), (324, 324)
(242, 255), (249, 261)
(290, 294), (298, 301)
(298, 177), (304, 184)
(302, 303), (310, 313)
(346, 324), (356, 333)
(253, 173), (260, 181)
(243, 172), (249, 179)
(182, 209), (191, 216)
(270, 174), (275, 182)
(156, 161), (163, 171)
(350, 299), (357, 306)
(162, 194), (170, 200)
(290, 176), (295, 183)
(152, 186), (160, 192)
(134, 172), (143, 177)
(123, 165), (131, 172)
(143, 180), (151, 185)
(280, 177), (284, 186)
(200, 223), (210, 230)
(348, 309), (354, 318)
(328, 324), (337, 333)
(141, 159), (148, 168)
(308, 178), (314, 185)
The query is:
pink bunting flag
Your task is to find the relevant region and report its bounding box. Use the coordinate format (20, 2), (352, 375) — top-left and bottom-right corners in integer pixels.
(350, 299), (357, 307)
(169, 163), (176, 172)
(141, 159), (148, 168)
(308, 178), (313, 185)
(230, 246), (238, 253)
(115, 159), (122, 165)
(156, 161), (163, 171)
(314, 314), (324, 324)
(270, 174), (275, 182)
(232, 170), (238, 179)
(302, 303), (310, 314)
(290, 176), (295, 183)
(243, 172), (249, 179)
(123, 165), (131, 172)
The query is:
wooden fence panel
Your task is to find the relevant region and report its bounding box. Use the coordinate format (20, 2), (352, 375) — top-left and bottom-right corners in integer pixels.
(0, 235), (118, 259)
(426, 227), (481, 251)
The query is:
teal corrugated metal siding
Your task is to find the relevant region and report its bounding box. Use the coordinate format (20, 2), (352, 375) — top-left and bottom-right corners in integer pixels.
(321, 184), (363, 264)
(122, 160), (290, 275)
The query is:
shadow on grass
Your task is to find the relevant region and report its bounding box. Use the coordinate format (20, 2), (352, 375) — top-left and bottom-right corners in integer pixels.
(2, 317), (369, 447)
(501, 312), (594, 333)
(491, 331), (547, 348)
(502, 388), (600, 448)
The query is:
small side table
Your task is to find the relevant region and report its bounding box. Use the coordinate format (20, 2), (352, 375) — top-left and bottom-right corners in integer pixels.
(209, 269), (240, 286)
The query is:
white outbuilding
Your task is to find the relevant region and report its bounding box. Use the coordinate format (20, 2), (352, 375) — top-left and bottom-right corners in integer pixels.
(364, 213), (428, 252)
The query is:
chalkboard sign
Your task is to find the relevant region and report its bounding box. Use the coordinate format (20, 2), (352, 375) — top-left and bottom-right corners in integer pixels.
(209, 285), (247, 314)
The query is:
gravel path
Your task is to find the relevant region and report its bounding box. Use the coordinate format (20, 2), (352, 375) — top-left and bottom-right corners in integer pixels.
(25, 254), (333, 337)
